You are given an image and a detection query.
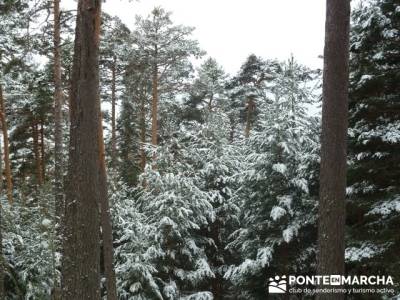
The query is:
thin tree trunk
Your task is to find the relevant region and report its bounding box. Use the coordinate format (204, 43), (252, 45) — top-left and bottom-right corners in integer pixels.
(0, 84), (12, 204)
(53, 0), (64, 223)
(139, 96), (146, 172)
(40, 121), (45, 181)
(0, 203), (3, 300)
(98, 113), (117, 300)
(111, 56), (117, 168)
(210, 219), (223, 300)
(61, 0), (102, 298)
(0, 138), (2, 194)
(208, 94), (213, 111)
(317, 0), (350, 299)
(32, 121), (43, 186)
(244, 97), (254, 138)
(151, 60), (159, 168)
(151, 60), (158, 147)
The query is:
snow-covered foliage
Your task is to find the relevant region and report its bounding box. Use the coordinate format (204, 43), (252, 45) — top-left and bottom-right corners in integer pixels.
(347, 0), (400, 284)
(2, 1), (399, 299)
(1, 186), (59, 299)
(224, 57), (320, 298)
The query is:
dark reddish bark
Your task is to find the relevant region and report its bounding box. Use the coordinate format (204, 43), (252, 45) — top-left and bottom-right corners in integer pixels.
(0, 206), (3, 300)
(151, 61), (158, 146)
(40, 121), (45, 181)
(139, 96), (146, 172)
(53, 0), (64, 222)
(61, 0), (102, 298)
(0, 84), (13, 204)
(111, 56), (117, 168)
(317, 0), (350, 299)
(98, 113), (117, 300)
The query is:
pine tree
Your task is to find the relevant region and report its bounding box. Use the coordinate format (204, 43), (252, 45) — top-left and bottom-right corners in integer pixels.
(61, 0), (103, 297)
(346, 0), (400, 289)
(132, 7), (202, 153)
(52, 0), (64, 242)
(317, 0), (350, 299)
(228, 55), (279, 139)
(226, 58), (320, 299)
(100, 14), (131, 169)
(0, 85), (12, 204)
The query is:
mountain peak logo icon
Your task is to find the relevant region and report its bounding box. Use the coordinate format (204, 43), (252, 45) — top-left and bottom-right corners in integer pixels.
(268, 275), (287, 294)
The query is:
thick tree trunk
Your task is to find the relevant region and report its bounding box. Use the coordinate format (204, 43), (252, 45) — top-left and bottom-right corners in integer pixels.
(244, 97), (255, 138)
(111, 56), (117, 168)
(53, 0), (64, 222)
(61, 0), (102, 298)
(98, 113), (117, 300)
(139, 96), (146, 171)
(0, 84), (13, 204)
(317, 0), (350, 299)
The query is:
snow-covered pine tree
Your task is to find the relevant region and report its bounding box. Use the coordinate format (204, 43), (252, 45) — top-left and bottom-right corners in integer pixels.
(346, 0), (400, 287)
(134, 142), (214, 299)
(100, 14), (131, 169)
(132, 7), (203, 150)
(225, 57), (320, 299)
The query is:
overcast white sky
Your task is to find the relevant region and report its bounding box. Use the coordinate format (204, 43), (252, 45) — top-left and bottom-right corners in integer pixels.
(64, 0), (327, 75)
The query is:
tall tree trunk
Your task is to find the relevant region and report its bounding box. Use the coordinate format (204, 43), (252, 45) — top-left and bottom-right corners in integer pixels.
(151, 61), (158, 147)
(210, 219), (223, 300)
(317, 0), (350, 299)
(53, 0), (64, 222)
(32, 121), (43, 186)
(244, 97), (254, 138)
(139, 96), (146, 172)
(0, 139), (3, 299)
(0, 84), (13, 204)
(0, 139), (2, 195)
(98, 113), (117, 300)
(0, 204), (3, 300)
(40, 121), (45, 181)
(151, 60), (158, 168)
(61, 0), (102, 298)
(111, 56), (117, 168)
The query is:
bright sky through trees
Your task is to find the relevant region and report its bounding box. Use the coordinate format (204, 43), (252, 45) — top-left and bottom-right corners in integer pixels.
(63, 0), (326, 74)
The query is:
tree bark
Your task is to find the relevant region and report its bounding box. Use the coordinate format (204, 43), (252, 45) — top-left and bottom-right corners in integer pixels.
(0, 84), (13, 204)
(139, 96), (146, 172)
(151, 62), (158, 147)
(111, 56), (117, 168)
(61, 0), (102, 298)
(32, 121), (43, 186)
(0, 203), (3, 300)
(53, 0), (64, 222)
(40, 121), (45, 181)
(151, 60), (158, 167)
(98, 113), (117, 300)
(317, 0), (350, 299)
(0, 138), (2, 195)
(244, 97), (255, 138)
